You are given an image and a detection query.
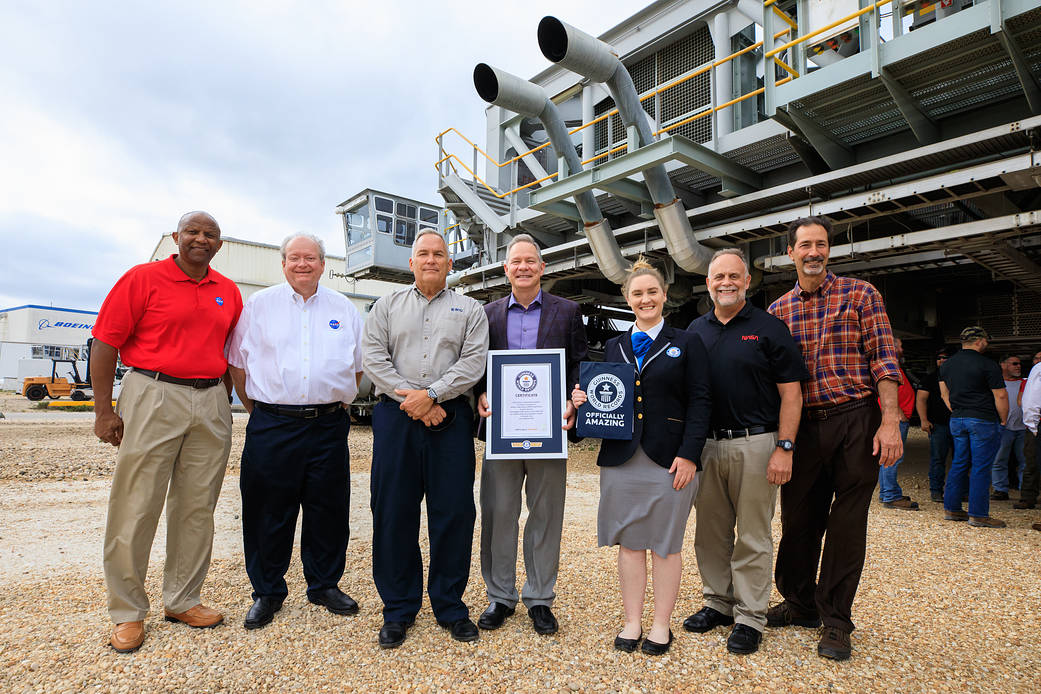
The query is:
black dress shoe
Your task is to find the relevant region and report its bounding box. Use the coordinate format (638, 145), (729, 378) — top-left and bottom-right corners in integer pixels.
(613, 631), (641, 652)
(683, 606), (735, 633)
(438, 618), (479, 642)
(528, 605), (558, 635)
(307, 587), (359, 616)
(243, 597), (283, 630)
(726, 624), (762, 655)
(378, 620), (413, 649)
(641, 630), (673, 656)
(477, 602), (515, 630)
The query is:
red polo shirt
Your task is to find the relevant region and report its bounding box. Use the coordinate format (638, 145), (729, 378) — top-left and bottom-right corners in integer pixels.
(92, 255), (243, 379)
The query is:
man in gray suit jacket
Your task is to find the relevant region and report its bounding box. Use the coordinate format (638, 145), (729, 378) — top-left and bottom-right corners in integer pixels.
(475, 234), (588, 636)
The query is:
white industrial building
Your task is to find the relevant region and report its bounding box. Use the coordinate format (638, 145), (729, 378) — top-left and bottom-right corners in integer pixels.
(0, 305), (96, 391)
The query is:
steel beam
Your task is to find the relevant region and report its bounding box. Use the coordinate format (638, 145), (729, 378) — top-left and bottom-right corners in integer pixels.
(995, 27), (1041, 114)
(879, 68), (940, 145)
(781, 107), (854, 170)
(528, 135), (761, 210)
(758, 211), (1041, 270)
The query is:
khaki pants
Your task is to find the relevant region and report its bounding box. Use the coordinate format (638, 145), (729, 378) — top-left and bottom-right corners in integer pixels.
(694, 433), (778, 631)
(104, 371), (232, 623)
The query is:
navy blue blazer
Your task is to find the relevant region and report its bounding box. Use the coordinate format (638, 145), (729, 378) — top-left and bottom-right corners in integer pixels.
(475, 291), (589, 442)
(595, 325), (711, 470)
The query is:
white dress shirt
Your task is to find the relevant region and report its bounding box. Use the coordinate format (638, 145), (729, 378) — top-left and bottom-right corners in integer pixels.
(1022, 363), (1041, 434)
(226, 283), (364, 405)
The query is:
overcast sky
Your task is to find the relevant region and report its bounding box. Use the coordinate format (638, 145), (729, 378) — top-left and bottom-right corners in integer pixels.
(0, 0), (638, 311)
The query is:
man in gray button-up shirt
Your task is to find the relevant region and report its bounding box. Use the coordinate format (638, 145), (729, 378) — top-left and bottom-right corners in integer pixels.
(362, 229), (489, 649)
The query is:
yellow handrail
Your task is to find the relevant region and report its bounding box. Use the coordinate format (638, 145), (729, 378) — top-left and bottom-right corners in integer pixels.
(765, 0), (891, 59)
(771, 5), (797, 30)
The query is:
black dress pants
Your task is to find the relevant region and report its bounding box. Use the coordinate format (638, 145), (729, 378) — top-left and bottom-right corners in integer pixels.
(775, 398), (881, 633)
(240, 406), (349, 600)
(370, 397), (476, 623)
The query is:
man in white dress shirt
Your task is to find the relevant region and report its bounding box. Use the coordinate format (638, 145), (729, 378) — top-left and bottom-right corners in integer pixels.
(226, 233), (365, 629)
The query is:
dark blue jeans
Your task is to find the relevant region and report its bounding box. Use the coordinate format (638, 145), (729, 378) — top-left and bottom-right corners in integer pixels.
(945, 418), (1001, 518)
(991, 428), (1026, 492)
(928, 422), (953, 496)
(878, 421), (910, 502)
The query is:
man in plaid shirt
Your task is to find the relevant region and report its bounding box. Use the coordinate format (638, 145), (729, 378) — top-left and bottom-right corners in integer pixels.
(766, 217), (903, 662)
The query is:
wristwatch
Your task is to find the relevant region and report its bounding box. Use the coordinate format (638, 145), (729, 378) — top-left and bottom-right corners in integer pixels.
(776, 439), (794, 452)
(426, 387), (438, 402)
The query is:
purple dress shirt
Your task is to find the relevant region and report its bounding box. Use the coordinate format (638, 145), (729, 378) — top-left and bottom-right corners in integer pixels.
(506, 290), (542, 350)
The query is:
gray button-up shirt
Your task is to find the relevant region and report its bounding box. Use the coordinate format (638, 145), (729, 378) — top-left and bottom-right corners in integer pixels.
(362, 284), (489, 404)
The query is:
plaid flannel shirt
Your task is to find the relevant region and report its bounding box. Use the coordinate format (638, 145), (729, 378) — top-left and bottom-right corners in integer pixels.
(768, 272), (901, 408)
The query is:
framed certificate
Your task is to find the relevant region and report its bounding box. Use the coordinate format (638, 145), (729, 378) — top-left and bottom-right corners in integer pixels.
(486, 348), (567, 460)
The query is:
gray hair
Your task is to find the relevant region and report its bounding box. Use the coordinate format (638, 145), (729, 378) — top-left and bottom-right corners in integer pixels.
(505, 233), (543, 262)
(707, 247), (749, 274)
(281, 233), (326, 261)
(412, 228), (448, 255)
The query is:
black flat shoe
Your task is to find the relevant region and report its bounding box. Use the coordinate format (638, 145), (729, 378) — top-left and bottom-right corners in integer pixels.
(528, 605), (558, 635)
(613, 631), (642, 652)
(243, 597), (283, 630)
(683, 606), (734, 633)
(307, 587), (359, 616)
(378, 620), (414, 649)
(726, 624), (762, 655)
(641, 630), (673, 656)
(477, 602), (515, 630)
(438, 618), (479, 642)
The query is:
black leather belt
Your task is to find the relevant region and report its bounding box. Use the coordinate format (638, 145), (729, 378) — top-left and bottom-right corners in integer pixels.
(132, 368), (221, 389)
(254, 402), (341, 419)
(712, 425), (776, 440)
(803, 396), (873, 421)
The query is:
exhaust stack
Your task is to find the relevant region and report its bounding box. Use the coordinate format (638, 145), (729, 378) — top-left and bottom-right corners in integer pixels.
(538, 16), (714, 275)
(474, 63), (630, 284)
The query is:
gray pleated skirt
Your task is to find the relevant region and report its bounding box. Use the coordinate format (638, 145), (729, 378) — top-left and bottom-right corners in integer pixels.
(598, 446), (699, 557)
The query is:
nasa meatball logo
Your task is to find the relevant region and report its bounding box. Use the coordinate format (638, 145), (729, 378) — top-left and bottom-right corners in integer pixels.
(515, 370), (537, 392)
(587, 373), (626, 412)
(666, 346), (681, 358)
(329, 319), (341, 330)
(214, 297), (224, 306)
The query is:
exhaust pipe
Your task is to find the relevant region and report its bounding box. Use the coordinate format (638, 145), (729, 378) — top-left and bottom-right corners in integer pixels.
(538, 16), (714, 275)
(474, 63), (630, 284)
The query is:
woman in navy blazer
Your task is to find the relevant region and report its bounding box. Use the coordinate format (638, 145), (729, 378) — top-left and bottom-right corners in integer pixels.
(573, 259), (711, 655)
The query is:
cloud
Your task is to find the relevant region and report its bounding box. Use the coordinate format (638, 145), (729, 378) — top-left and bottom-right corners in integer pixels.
(0, 0), (638, 308)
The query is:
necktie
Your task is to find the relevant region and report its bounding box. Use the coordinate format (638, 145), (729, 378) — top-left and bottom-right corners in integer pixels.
(631, 331), (653, 369)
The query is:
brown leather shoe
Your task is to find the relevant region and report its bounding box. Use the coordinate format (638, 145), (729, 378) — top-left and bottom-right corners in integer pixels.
(967, 516), (1006, 528)
(1031, 522), (1041, 532)
(164, 604), (224, 628)
(1013, 499), (1036, 509)
(110, 621), (144, 653)
(882, 497), (919, 510)
(817, 626), (851, 661)
(944, 510), (969, 521)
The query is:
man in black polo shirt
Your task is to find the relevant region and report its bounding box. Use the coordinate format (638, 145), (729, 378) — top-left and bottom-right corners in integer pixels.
(683, 248), (808, 655)
(939, 326), (1009, 528)
(916, 347), (955, 502)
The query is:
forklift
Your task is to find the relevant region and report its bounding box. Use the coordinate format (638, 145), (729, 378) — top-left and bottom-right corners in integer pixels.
(22, 339), (94, 401)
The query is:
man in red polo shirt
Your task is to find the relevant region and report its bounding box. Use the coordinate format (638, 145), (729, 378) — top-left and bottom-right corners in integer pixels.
(91, 211), (243, 654)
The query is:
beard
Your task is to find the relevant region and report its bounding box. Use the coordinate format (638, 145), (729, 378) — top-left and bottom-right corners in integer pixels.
(709, 287), (746, 307)
(800, 256), (827, 275)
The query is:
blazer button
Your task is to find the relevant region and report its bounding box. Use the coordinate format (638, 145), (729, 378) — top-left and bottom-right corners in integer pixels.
(637, 413), (643, 420)
(637, 396), (642, 402)
(635, 380), (641, 386)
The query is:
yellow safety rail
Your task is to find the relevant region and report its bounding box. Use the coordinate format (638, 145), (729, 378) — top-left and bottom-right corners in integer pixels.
(765, 0), (892, 59)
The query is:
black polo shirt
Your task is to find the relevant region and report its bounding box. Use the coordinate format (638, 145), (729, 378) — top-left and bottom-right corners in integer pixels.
(939, 348), (1004, 421)
(688, 302), (809, 431)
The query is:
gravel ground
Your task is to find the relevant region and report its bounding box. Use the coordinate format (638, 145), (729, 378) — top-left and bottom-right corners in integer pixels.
(1, 393), (1040, 692)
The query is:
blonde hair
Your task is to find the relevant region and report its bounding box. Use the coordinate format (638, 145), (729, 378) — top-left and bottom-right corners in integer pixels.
(621, 257), (667, 296)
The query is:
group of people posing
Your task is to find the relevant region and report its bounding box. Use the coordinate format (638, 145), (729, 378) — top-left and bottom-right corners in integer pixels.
(93, 211), (1008, 665)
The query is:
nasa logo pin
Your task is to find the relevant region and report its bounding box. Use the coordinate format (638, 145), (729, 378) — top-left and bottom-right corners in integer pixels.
(666, 347), (681, 358)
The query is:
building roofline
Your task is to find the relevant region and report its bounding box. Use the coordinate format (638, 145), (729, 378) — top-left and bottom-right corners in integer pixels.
(0, 304), (98, 315)
(153, 234), (347, 261)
